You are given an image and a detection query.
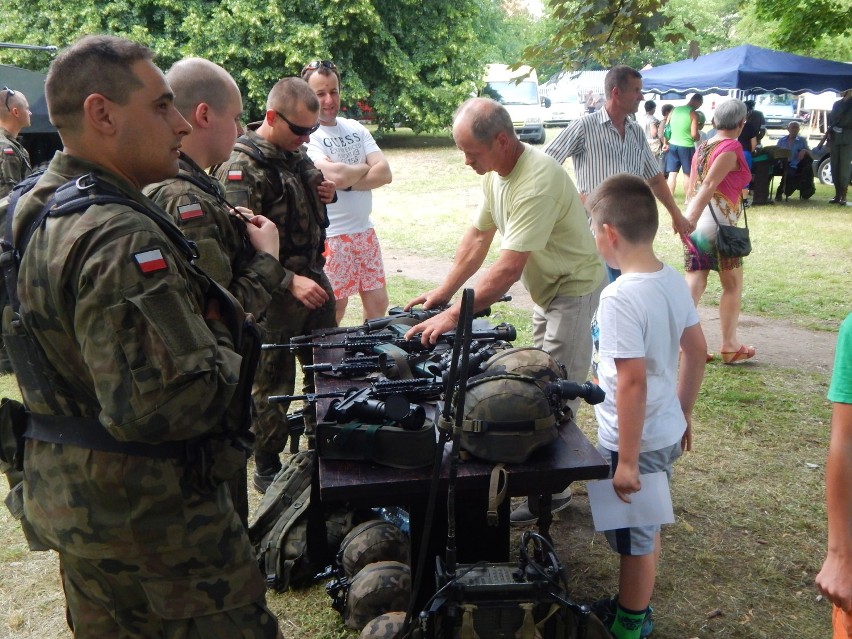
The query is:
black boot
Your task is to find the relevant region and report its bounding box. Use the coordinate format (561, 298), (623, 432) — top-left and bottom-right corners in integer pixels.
(830, 185), (842, 204)
(253, 452), (282, 493)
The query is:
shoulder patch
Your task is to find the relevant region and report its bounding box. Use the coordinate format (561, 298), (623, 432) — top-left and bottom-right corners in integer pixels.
(133, 248), (168, 274)
(177, 201), (204, 222)
(2, 148), (15, 155)
(227, 169), (243, 181)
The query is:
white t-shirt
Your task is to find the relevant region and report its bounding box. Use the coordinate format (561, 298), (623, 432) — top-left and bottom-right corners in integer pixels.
(306, 117), (381, 237)
(591, 264), (699, 452)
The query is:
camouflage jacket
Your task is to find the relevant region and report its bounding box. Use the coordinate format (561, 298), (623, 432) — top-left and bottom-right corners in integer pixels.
(7, 153), (265, 611)
(144, 152), (284, 321)
(213, 126), (330, 287)
(0, 127), (31, 200)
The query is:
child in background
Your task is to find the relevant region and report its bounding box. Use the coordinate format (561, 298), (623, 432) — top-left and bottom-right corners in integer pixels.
(586, 173), (707, 639)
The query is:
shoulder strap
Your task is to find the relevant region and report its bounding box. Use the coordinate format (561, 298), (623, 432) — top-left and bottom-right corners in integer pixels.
(233, 134), (272, 167)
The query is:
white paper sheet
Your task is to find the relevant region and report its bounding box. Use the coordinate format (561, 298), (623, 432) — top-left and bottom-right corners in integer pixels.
(586, 471), (675, 531)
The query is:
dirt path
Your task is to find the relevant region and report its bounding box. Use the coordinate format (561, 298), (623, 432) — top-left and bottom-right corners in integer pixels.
(383, 249), (838, 375)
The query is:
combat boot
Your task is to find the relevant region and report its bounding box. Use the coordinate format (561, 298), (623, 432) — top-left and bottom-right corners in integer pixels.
(253, 452), (282, 493)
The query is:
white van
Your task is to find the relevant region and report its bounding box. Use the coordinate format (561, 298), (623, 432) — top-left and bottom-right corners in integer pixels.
(483, 64), (550, 144)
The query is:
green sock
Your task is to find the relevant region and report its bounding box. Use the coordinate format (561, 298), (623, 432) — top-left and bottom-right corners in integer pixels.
(608, 603), (647, 639)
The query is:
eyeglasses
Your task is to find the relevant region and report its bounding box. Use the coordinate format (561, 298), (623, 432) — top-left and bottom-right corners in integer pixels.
(274, 110), (320, 137)
(302, 60), (337, 75)
(3, 86), (15, 111)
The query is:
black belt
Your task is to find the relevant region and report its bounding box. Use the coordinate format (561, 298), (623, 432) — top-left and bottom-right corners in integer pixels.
(25, 413), (188, 459)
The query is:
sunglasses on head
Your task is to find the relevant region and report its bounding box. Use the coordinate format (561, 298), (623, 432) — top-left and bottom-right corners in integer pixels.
(274, 110), (320, 137)
(302, 60), (337, 75)
(3, 86), (16, 111)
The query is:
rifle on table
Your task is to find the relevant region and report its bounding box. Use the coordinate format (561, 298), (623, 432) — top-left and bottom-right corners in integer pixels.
(287, 295), (513, 345)
(302, 353), (390, 377)
(265, 323), (517, 355)
(269, 377), (445, 430)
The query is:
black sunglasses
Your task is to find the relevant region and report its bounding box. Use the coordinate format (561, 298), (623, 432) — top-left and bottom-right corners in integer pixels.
(302, 60), (337, 75)
(3, 86), (15, 111)
(274, 110), (320, 137)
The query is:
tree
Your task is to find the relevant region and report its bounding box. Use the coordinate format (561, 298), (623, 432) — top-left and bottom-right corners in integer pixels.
(0, 0), (494, 132)
(520, 0), (688, 71)
(522, 0), (850, 76)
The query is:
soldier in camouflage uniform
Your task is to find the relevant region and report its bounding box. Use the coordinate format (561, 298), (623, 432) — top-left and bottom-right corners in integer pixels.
(144, 57), (285, 524)
(213, 77), (337, 491)
(4, 35), (281, 638)
(0, 86), (32, 199)
(0, 87), (33, 373)
(145, 57), (283, 320)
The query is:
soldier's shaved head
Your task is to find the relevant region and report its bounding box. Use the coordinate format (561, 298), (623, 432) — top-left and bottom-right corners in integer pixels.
(266, 77), (319, 117)
(167, 57), (239, 117)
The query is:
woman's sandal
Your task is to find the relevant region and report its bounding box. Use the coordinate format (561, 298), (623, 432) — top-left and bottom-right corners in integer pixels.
(721, 345), (756, 364)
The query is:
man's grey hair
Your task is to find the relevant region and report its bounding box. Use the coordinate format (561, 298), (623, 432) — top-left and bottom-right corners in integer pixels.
(713, 99), (747, 131)
(454, 97), (516, 143)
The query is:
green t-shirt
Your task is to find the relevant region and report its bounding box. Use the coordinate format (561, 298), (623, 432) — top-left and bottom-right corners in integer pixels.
(474, 145), (604, 307)
(828, 313), (852, 404)
(668, 105), (695, 147)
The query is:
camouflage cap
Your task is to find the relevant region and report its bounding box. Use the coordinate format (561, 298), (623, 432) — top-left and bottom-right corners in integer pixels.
(340, 519), (411, 579)
(345, 561), (411, 630)
(358, 611), (407, 639)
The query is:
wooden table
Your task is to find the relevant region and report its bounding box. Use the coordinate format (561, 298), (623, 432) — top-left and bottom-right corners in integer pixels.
(309, 334), (609, 594)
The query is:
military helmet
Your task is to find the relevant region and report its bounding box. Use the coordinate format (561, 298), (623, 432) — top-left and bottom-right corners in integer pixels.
(345, 561), (412, 630)
(451, 347), (567, 464)
(340, 519), (411, 579)
(479, 346), (566, 386)
(358, 611), (407, 639)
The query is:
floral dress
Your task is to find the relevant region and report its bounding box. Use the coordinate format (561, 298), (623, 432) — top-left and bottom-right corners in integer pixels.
(683, 138), (751, 272)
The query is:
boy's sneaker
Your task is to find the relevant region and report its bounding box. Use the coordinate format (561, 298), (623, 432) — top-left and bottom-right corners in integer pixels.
(509, 487), (572, 525)
(590, 595), (654, 638)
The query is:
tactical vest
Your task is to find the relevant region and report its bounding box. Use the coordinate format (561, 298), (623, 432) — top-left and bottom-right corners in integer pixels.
(0, 173), (260, 469)
(229, 134), (329, 275)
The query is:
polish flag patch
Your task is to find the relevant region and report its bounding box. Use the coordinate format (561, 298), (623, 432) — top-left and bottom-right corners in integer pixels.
(2, 148), (14, 155)
(227, 169), (243, 181)
(178, 202), (204, 221)
(133, 249), (168, 274)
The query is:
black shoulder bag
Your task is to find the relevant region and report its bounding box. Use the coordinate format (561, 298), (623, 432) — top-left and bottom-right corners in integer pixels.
(708, 199), (751, 258)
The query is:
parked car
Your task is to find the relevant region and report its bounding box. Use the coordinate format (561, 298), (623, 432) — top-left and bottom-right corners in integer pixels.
(754, 93), (806, 129)
(812, 138), (851, 186)
(543, 93), (584, 127)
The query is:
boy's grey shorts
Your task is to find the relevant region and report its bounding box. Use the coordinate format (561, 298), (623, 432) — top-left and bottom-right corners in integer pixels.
(596, 441), (683, 556)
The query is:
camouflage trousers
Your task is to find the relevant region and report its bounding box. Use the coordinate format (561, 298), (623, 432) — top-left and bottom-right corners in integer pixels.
(253, 278), (336, 456)
(59, 552), (282, 639)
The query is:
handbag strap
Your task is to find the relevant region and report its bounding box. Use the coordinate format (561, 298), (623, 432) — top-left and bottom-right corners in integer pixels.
(708, 197), (748, 230)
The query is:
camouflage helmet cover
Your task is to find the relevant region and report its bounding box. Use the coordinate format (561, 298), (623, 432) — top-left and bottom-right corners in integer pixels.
(345, 560), (412, 630)
(459, 351), (563, 464)
(479, 346), (566, 386)
(358, 611), (407, 639)
(340, 519), (411, 578)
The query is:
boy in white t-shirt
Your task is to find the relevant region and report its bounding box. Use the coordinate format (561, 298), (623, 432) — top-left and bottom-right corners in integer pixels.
(586, 173), (707, 639)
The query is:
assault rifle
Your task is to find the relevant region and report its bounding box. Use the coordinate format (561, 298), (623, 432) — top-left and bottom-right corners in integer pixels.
(269, 377), (444, 430)
(270, 377), (445, 405)
(287, 295), (512, 344)
(264, 323), (517, 355)
(302, 353), (389, 377)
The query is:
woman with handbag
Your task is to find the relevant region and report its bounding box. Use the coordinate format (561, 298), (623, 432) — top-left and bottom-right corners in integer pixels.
(682, 99), (756, 364)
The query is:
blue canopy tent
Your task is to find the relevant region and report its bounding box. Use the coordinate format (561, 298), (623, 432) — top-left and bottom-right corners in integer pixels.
(641, 44), (852, 95)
